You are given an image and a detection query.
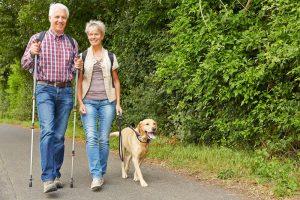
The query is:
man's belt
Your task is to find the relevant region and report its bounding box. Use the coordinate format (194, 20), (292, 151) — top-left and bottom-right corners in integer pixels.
(37, 81), (72, 88)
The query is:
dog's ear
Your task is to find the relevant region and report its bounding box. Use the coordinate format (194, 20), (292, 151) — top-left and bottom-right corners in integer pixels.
(137, 121), (144, 134)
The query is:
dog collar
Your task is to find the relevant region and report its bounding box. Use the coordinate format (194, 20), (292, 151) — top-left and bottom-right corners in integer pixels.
(128, 125), (151, 143)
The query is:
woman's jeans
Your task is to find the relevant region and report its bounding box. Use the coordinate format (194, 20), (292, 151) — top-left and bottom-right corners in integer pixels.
(81, 99), (116, 179)
(36, 84), (73, 181)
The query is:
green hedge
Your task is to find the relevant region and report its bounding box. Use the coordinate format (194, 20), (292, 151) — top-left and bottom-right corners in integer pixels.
(155, 0), (300, 155)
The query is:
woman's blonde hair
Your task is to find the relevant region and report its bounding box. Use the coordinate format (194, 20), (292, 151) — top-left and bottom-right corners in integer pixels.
(85, 20), (106, 37)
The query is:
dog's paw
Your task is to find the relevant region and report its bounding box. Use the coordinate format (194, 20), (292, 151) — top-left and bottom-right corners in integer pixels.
(122, 174), (128, 179)
(133, 174), (139, 181)
(140, 181), (148, 187)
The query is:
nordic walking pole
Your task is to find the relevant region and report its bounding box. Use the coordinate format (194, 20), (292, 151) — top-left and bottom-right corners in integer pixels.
(70, 55), (80, 188)
(29, 54), (38, 187)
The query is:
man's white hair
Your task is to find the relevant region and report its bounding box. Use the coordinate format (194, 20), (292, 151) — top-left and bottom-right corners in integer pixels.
(49, 3), (69, 18)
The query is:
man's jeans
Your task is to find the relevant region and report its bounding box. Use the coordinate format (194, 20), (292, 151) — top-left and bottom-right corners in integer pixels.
(81, 99), (116, 179)
(36, 84), (73, 181)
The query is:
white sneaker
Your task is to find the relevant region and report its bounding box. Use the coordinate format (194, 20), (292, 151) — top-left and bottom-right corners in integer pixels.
(54, 177), (63, 188)
(90, 178), (104, 191)
(43, 181), (57, 193)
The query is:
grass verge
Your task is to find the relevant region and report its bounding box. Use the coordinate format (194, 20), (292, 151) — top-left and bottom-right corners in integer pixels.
(111, 135), (299, 199)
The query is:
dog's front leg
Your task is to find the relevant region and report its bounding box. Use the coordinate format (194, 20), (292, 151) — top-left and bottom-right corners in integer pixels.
(122, 155), (132, 179)
(133, 170), (138, 181)
(122, 155), (132, 178)
(133, 159), (144, 181)
(121, 161), (127, 179)
(125, 154), (132, 175)
(132, 157), (148, 187)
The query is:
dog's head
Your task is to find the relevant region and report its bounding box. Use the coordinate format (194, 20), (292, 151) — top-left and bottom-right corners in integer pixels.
(137, 119), (157, 140)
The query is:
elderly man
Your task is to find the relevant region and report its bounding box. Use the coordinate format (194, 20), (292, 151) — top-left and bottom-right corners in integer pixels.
(21, 3), (82, 193)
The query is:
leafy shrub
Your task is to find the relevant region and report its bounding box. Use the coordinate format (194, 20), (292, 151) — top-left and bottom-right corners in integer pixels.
(5, 60), (32, 120)
(154, 0), (300, 156)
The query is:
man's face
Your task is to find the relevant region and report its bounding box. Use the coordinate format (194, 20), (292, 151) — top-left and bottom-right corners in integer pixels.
(49, 9), (67, 34)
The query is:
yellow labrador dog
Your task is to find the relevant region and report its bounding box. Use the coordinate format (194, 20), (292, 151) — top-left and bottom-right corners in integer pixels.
(110, 119), (157, 187)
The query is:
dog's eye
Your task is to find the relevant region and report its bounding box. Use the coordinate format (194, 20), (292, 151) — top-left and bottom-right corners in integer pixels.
(146, 123), (149, 125)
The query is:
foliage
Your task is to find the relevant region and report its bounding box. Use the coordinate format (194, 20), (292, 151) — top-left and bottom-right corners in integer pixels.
(0, 0), (299, 196)
(0, 84), (9, 117)
(5, 60), (32, 120)
(252, 149), (299, 196)
(154, 0), (300, 156)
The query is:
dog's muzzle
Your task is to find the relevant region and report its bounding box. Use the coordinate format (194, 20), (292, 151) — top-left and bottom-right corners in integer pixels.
(146, 131), (156, 139)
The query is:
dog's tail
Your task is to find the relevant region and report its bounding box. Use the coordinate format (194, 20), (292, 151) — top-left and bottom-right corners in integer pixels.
(110, 131), (119, 137)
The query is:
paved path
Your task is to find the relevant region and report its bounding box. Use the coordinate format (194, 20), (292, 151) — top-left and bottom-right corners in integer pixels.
(0, 124), (245, 200)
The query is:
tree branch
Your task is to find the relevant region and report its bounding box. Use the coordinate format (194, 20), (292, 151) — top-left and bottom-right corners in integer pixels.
(243, 0), (253, 11)
(219, 0), (228, 11)
(199, 0), (208, 27)
(237, 0), (245, 8)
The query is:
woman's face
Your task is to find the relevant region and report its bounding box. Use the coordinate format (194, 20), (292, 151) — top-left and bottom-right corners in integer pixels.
(87, 27), (103, 47)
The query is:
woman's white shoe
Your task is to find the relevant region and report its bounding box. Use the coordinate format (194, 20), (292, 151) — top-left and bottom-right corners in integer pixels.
(90, 178), (104, 191)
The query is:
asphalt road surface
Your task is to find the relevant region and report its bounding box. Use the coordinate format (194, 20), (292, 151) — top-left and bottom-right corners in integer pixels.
(0, 124), (245, 200)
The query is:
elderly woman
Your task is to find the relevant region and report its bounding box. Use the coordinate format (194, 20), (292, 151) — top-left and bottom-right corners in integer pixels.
(78, 20), (122, 191)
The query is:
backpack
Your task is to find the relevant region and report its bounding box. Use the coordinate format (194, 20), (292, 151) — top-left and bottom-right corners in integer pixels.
(38, 31), (75, 48)
(81, 50), (115, 88)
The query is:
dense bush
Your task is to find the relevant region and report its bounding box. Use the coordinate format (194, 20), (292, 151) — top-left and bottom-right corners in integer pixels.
(5, 60), (32, 120)
(155, 0), (300, 156)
